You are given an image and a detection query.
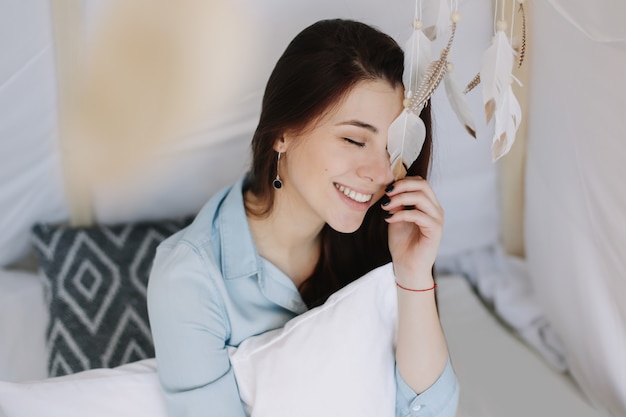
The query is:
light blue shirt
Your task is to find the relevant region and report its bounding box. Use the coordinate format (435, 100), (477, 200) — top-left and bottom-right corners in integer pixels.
(147, 177), (459, 417)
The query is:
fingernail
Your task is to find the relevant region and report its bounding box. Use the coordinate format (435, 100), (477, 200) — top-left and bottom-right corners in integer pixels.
(381, 195), (391, 206)
(385, 183), (394, 193)
(384, 212), (393, 219)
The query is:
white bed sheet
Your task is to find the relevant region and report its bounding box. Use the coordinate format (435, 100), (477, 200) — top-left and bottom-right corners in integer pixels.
(0, 268), (48, 382)
(438, 275), (606, 417)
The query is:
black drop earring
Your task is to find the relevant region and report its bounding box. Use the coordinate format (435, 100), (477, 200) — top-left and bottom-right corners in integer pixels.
(273, 152), (283, 189)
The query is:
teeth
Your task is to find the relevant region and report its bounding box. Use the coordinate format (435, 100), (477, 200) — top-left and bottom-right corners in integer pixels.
(336, 184), (372, 203)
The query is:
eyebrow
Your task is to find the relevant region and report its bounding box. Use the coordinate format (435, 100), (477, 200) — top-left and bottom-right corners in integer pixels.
(335, 120), (378, 134)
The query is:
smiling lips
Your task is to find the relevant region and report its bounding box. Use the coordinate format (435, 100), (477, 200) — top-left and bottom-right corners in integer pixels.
(334, 183), (373, 203)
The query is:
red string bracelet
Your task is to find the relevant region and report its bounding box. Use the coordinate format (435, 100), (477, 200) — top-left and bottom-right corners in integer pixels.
(395, 281), (437, 292)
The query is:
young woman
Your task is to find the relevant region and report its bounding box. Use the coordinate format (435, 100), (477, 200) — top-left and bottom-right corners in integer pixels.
(148, 19), (458, 417)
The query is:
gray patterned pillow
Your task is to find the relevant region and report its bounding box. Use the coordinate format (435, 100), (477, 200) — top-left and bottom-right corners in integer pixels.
(31, 217), (192, 377)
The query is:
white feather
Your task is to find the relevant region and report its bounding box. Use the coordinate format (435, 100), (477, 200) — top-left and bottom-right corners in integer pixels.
(443, 70), (476, 138)
(480, 30), (515, 123)
(387, 110), (426, 180)
(403, 28), (433, 98)
(479, 28), (522, 161)
(492, 85), (522, 161)
(421, 0), (451, 41)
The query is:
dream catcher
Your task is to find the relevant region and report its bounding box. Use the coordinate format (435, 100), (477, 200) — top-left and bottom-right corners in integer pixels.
(388, 0), (528, 177)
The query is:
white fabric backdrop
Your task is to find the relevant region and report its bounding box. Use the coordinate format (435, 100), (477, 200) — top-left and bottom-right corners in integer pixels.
(0, 0), (68, 266)
(525, 1), (626, 416)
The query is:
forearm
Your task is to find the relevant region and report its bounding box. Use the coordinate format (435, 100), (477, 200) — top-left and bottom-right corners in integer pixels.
(394, 271), (449, 394)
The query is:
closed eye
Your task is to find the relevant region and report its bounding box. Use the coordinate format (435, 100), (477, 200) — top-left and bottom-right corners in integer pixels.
(343, 138), (365, 147)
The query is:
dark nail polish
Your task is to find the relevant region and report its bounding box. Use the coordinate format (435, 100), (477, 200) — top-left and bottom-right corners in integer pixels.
(384, 212), (393, 219)
(381, 196), (391, 206)
(385, 184), (394, 193)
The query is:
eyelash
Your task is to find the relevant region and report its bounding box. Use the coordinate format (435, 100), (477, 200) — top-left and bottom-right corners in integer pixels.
(343, 138), (365, 147)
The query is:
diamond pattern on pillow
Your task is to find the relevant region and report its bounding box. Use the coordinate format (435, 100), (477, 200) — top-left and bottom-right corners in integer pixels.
(31, 218), (192, 377)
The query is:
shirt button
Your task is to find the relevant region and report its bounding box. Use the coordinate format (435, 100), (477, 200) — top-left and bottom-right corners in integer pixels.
(412, 404), (422, 411)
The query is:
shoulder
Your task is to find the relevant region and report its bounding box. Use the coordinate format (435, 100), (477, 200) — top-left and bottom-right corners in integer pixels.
(147, 177), (251, 299)
(160, 183), (232, 250)
(147, 182), (234, 298)
(154, 178), (243, 269)
(146, 202), (230, 336)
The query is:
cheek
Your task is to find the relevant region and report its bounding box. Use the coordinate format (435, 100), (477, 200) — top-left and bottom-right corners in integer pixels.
(306, 153), (337, 177)
(288, 137), (350, 181)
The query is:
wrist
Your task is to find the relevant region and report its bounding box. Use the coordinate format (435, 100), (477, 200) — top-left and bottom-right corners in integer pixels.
(396, 280), (437, 292)
(393, 264), (434, 285)
(392, 265), (434, 289)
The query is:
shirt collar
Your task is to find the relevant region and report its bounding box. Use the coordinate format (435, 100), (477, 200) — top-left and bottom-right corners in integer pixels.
(218, 176), (261, 280)
(216, 176), (307, 314)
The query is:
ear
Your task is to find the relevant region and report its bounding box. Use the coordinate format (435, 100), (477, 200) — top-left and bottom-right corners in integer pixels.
(273, 134), (290, 153)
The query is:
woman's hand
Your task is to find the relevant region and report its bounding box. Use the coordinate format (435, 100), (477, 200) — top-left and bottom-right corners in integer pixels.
(381, 176), (444, 286)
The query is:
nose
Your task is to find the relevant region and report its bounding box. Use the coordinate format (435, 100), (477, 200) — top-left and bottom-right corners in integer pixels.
(357, 148), (394, 184)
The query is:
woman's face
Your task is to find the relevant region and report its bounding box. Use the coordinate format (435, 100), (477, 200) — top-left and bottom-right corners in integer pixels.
(277, 79), (403, 233)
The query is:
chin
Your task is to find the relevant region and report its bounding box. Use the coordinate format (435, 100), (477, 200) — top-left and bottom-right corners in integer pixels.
(326, 217), (366, 234)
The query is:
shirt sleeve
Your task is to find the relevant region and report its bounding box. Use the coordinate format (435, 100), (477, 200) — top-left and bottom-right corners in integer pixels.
(147, 242), (247, 417)
(395, 357), (459, 417)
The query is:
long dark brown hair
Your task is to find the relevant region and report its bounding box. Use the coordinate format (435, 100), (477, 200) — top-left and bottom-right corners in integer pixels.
(245, 19), (433, 308)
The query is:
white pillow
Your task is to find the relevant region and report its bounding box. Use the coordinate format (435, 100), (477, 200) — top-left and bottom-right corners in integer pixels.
(0, 359), (166, 417)
(228, 263), (398, 417)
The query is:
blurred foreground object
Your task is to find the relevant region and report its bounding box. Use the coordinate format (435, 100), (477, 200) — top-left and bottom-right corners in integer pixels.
(53, 0), (252, 223)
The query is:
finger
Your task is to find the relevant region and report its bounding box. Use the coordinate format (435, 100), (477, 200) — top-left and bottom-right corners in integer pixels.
(382, 191), (443, 220)
(385, 208), (443, 233)
(386, 176), (439, 204)
(391, 177), (438, 204)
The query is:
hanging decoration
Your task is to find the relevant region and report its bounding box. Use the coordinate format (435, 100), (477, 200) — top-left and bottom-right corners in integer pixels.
(443, 59), (477, 138)
(389, 0), (475, 179)
(464, 0), (527, 161)
(388, 0), (528, 173)
(420, 0), (451, 41)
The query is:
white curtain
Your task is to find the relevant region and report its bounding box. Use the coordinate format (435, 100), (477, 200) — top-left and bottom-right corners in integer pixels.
(525, 1), (626, 415)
